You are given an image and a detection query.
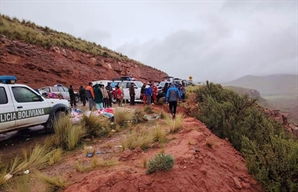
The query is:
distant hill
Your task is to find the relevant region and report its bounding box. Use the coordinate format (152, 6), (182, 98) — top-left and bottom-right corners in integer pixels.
(222, 74), (298, 96)
(224, 86), (270, 107)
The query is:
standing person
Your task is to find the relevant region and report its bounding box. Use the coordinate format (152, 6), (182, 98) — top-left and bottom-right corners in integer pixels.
(85, 82), (95, 111)
(151, 82), (158, 104)
(141, 82), (147, 105)
(119, 84), (125, 106)
(145, 84), (152, 105)
(100, 84), (109, 108)
(163, 82), (169, 96)
(166, 83), (181, 119)
(68, 85), (77, 108)
(129, 83), (135, 106)
(94, 84), (104, 110)
(180, 85), (186, 102)
(105, 82), (113, 107)
(79, 85), (86, 106)
(114, 85), (123, 107)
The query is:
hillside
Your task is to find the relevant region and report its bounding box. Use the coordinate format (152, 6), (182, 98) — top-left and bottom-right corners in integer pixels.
(222, 74), (298, 96)
(0, 15), (167, 88)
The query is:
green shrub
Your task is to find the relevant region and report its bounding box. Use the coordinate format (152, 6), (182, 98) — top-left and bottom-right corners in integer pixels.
(194, 81), (298, 191)
(146, 153), (174, 174)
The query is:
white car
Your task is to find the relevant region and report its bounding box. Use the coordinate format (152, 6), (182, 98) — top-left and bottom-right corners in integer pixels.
(0, 76), (70, 133)
(38, 84), (79, 102)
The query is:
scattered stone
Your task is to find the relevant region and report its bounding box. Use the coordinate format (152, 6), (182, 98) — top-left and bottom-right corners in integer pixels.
(199, 168), (207, 175)
(232, 177), (242, 189)
(84, 138), (91, 142)
(134, 147), (142, 153)
(119, 149), (133, 161)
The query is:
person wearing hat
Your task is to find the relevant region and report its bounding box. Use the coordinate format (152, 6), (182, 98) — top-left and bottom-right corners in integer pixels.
(166, 83), (181, 119)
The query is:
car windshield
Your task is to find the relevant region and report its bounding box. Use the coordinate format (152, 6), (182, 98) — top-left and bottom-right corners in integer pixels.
(134, 81), (143, 88)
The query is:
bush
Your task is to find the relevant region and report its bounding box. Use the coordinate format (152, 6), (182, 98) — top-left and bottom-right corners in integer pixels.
(165, 113), (184, 133)
(121, 128), (154, 150)
(81, 113), (110, 137)
(114, 108), (134, 127)
(50, 115), (85, 150)
(194, 81), (298, 191)
(146, 153), (174, 174)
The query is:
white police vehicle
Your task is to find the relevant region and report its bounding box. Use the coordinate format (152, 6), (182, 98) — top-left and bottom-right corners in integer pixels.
(0, 76), (70, 133)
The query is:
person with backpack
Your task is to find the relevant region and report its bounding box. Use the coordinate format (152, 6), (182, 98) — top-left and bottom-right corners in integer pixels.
(180, 85), (186, 102)
(166, 83), (181, 119)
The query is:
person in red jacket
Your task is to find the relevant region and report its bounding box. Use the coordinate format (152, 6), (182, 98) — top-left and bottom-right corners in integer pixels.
(114, 85), (123, 107)
(151, 82), (158, 104)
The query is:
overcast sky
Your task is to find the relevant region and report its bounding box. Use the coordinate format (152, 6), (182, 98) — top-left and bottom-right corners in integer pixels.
(0, 0), (297, 82)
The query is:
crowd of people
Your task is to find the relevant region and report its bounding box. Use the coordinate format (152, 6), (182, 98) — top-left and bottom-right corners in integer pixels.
(67, 80), (186, 119)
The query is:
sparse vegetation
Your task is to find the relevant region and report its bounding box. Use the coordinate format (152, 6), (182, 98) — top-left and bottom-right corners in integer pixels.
(114, 108), (134, 126)
(48, 115), (85, 150)
(146, 153), (174, 174)
(34, 171), (68, 190)
(81, 113), (111, 137)
(194, 81), (298, 191)
(152, 125), (167, 143)
(144, 105), (153, 114)
(165, 113), (184, 133)
(75, 157), (118, 173)
(133, 109), (148, 123)
(121, 127), (155, 150)
(48, 148), (63, 166)
(5, 175), (30, 192)
(0, 14), (166, 73)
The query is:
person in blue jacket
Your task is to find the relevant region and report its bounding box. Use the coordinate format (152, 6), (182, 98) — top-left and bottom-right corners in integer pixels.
(166, 83), (181, 119)
(145, 84), (153, 105)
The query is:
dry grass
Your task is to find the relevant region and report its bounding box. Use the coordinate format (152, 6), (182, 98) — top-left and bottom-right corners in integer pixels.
(82, 113), (112, 137)
(67, 125), (85, 150)
(165, 113), (184, 133)
(34, 171), (68, 189)
(133, 109), (148, 123)
(48, 148), (63, 166)
(144, 105), (153, 114)
(160, 109), (167, 119)
(114, 108), (134, 126)
(5, 175), (30, 192)
(48, 115), (85, 150)
(121, 127), (155, 150)
(152, 125), (167, 143)
(205, 137), (216, 149)
(75, 157), (118, 173)
(9, 145), (50, 175)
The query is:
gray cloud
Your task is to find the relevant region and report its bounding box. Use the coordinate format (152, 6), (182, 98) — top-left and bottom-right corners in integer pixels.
(1, 1), (297, 83)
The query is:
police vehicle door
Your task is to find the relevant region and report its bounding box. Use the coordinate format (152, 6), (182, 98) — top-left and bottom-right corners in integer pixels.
(0, 85), (16, 132)
(11, 86), (50, 127)
(58, 85), (70, 100)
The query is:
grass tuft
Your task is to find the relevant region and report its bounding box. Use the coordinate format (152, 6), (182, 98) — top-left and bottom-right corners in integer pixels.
(48, 148), (63, 166)
(82, 113), (111, 137)
(146, 153), (174, 174)
(114, 108), (134, 126)
(34, 171), (68, 189)
(152, 125), (167, 142)
(121, 128), (154, 150)
(165, 113), (184, 133)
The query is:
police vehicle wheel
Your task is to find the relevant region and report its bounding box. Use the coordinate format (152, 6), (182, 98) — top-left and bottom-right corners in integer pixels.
(45, 110), (66, 133)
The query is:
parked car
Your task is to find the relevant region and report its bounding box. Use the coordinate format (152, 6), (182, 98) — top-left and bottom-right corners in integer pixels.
(38, 84), (79, 102)
(0, 76), (70, 133)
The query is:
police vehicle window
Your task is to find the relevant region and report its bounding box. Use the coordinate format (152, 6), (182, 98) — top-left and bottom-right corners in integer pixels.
(63, 86), (68, 92)
(0, 87), (8, 104)
(52, 87), (58, 92)
(57, 86), (64, 92)
(12, 87), (40, 103)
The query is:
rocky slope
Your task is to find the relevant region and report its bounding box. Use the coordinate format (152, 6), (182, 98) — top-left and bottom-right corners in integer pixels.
(0, 35), (167, 89)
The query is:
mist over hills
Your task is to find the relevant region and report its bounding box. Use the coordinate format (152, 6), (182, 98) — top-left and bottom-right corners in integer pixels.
(222, 74), (298, 96)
